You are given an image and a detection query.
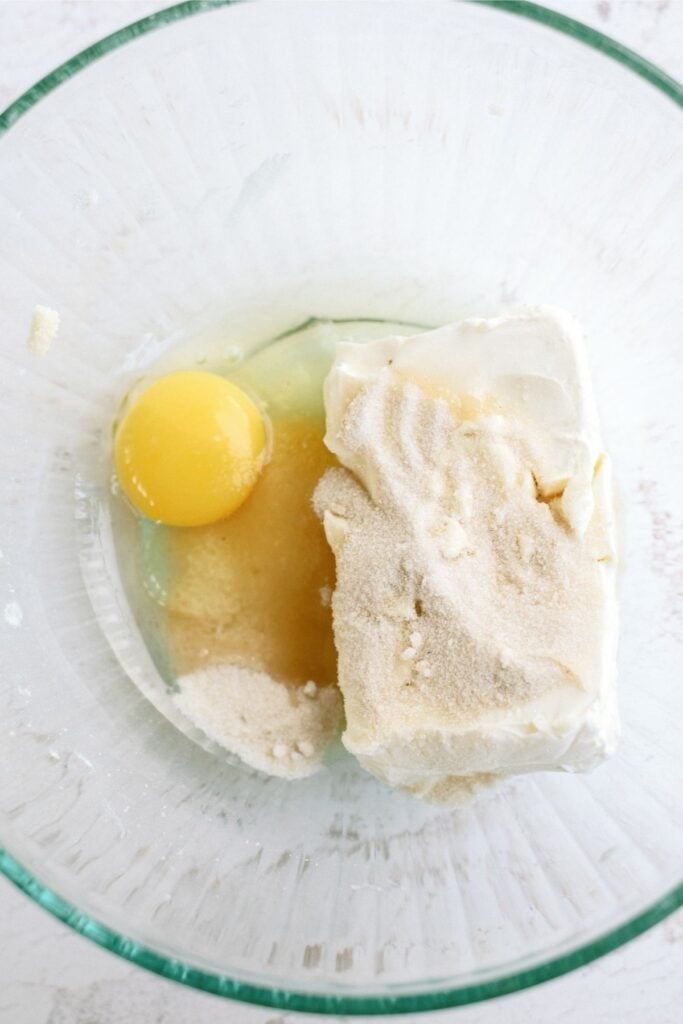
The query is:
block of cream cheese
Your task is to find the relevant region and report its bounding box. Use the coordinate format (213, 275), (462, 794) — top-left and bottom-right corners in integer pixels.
(313, 306), (618, 804)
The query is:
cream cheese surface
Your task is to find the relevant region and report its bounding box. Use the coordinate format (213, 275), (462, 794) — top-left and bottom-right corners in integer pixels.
(315, 306), (619, 803)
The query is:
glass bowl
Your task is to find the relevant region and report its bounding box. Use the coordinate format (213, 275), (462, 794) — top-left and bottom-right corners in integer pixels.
(1, 1), (682, 1015)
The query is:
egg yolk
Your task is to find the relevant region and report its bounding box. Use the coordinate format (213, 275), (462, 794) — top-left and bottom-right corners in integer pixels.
(115, 371), (266, 527)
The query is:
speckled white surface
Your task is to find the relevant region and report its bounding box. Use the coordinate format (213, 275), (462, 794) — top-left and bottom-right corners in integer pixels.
(1, 2), (682, 1022)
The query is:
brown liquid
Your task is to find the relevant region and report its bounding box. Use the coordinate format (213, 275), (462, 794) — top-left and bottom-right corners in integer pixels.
(163, 416), (338, 687)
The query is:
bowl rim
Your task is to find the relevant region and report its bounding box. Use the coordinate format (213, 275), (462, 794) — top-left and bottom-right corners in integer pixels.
(1, 0), (682, 1014)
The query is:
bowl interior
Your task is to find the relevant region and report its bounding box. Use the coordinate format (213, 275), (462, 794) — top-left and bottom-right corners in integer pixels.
(1, 0), (682, 1014)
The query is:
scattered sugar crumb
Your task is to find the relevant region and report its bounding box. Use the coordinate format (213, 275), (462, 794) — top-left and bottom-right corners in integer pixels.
(77, 187), (100, 208)
(427, 473), (443, 498)
(27, 305), (60, 356)
(442, 517), (467, 558)
(401, 647), (416, 661)
(297, 740), (315, 757)
(223, 344), (243, 366)
(518, 533), (534, 562)
(303, 680), (318, 697)
(455, 482), (474, 520)
(409, 631), (422, 648)
(272, 743), (290, 759)
(319, 585), (332, 608)
(4, 601), (23, 627)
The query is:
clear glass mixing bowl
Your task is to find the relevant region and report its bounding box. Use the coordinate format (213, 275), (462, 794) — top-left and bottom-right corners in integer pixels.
(1, 1), (682, 1014)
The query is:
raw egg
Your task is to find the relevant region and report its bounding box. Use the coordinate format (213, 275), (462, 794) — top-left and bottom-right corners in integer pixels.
(115, 371), (266, 527)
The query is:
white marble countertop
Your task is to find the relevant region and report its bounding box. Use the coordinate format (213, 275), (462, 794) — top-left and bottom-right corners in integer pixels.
(1, 2), (682, 1022)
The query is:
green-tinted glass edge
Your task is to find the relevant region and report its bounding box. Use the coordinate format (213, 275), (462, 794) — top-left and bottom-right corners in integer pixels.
(1, 848), (681, 1015)
(476, 0), (682, 106)
(1, 0), (682, 136)
(1, 0), (681, 1013)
